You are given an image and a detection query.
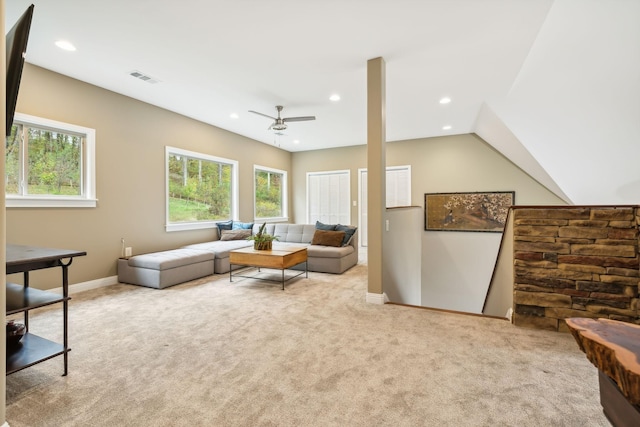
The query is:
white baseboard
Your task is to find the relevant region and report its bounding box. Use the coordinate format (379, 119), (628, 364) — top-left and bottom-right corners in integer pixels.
(366, 292), (388, 305)
(505, 307), (513, 322)
(49, 275), (119, 295)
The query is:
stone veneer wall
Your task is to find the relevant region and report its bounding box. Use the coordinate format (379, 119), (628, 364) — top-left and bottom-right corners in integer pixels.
(513, 206), (640, 332)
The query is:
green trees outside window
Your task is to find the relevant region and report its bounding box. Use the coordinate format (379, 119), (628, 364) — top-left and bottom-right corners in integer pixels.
(6, 124), (82, 196)
(167, 152), (233, 223)
(254, 166), (287, 220)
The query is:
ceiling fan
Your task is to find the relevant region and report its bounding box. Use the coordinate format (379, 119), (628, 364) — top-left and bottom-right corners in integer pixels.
(249, 105), (315, 131)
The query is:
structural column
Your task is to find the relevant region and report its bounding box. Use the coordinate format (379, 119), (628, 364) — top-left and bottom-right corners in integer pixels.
(366, 57), (386, 303)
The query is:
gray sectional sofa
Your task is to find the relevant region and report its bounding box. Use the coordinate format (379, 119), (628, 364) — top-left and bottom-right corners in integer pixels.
(117, 223), (358, 289)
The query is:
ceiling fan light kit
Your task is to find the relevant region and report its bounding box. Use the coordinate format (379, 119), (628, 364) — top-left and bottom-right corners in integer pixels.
(249, 105), (315, 132)
(271, 122), (287, 131)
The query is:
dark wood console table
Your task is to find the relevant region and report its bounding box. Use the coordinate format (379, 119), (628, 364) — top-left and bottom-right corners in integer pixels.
(5, 244), (86, 376)
(566, 317), (640, 427)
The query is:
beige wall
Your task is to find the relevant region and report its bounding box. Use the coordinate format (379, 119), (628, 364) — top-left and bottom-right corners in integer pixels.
(292, 133), (566, 225)
(387, 133), (567, 206)
(7, 64), (291, 289)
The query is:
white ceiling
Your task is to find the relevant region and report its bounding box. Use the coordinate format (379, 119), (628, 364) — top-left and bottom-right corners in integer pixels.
(5, 0), (640, 205)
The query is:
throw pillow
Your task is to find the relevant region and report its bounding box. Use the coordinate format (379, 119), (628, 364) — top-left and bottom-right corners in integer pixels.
(232, 221), (254, 230)
(311, 229), (345, 247)
(335, 224), (357, 246)
(315, 220), (336, 231)
(216, 220), (233, 238)
(220, 229), (252, 241)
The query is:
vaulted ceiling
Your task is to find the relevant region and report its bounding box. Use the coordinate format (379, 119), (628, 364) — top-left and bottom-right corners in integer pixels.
(5, 0), (639, 205)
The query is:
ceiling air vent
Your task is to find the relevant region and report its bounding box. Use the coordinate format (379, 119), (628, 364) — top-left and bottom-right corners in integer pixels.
(129, 70), (160, 84)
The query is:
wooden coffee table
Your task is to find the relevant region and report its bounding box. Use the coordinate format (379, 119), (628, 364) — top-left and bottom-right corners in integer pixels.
(229, 245), (308, 290)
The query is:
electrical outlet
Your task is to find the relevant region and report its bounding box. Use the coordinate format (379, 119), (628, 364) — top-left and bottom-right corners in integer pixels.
(125, 247), (132, 257)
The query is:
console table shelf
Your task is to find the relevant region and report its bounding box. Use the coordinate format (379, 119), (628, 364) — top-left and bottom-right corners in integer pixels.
(5, 244), (86, 376)
(6, 282), (68, 314)
(7, 333), (66, 375)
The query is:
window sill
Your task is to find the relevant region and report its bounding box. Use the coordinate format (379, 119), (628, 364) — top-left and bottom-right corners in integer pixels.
(6, 197), (98, 208)
(165, 221), (218, 232)
(253, 217), (289, 223)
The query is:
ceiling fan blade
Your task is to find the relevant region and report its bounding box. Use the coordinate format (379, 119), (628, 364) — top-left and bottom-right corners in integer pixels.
(249, 110), (277, 120)
(283, 116), (316, 122)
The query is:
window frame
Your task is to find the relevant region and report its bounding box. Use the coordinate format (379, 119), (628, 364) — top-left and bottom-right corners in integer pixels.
(165, 146), (239, 232)
(253, 164), (288, 222)
(5, 113), (97, 208)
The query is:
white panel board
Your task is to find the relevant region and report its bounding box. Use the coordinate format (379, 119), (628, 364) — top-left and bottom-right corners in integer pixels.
(422, 231), (501, 314)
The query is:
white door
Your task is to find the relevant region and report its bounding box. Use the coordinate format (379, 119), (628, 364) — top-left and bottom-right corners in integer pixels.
(307, 170), (351, 225)
(359, 166), (411, 247)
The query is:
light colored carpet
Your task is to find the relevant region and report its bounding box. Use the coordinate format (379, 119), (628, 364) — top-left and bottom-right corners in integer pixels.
(5, 263), (609, 426)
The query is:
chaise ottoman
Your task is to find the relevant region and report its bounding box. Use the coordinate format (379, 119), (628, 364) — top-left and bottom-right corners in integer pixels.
(117, 248), (215, 289)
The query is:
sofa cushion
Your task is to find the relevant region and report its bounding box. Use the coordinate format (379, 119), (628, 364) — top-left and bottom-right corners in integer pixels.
(335, 224), (357, 246)
(128, 248), (214, 270)
(315, 220), (337, 231)
(273, 224), (316, 243)
(306, 244), (355, 259)
(311, 229), (345, 247)
(182, 240), (252, 259)
(220, 229), (252, 241)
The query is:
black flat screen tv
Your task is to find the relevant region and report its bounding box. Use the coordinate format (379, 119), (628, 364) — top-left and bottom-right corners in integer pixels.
(6, 4), (34, 136)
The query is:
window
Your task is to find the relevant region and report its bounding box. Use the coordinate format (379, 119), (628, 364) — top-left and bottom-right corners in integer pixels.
(254, 165), (288, 221)
(165, 146), (238, 232)
(307, 170), (350, 225)
(5, 113), (96, 208)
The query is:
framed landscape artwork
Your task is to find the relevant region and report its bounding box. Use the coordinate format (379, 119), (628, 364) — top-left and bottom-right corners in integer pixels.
(424, 191), (515, 232)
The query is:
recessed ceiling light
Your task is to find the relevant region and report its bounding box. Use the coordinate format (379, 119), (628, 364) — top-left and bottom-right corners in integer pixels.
(442, 125), (452, 130)
(439, 97), (451, 104)
(293, 140), (300, 144)
(55, 40), (76, 51)
(329, 94), (341, 102)
(230, 113), (239, 119)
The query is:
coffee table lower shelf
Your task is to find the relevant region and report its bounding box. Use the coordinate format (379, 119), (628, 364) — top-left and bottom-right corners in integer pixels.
(229, 246), (308, 290)
(230, 266), (307, 290)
